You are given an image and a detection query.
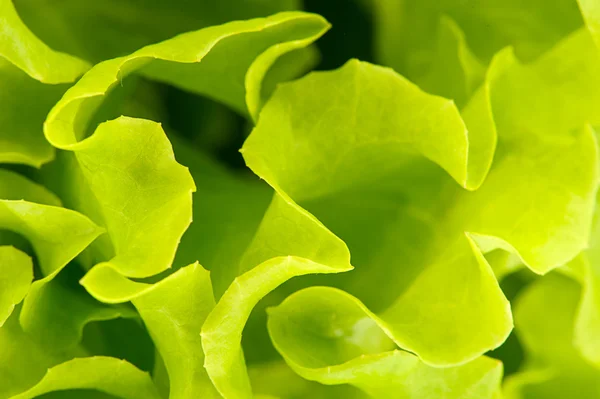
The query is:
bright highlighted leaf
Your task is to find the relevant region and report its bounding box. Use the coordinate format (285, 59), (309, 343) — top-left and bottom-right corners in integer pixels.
(268, 286), (503, 399)
(82, 262), (220, 399)
(9, 357), (162, 399)
(0, 0), (89, 166)
(201, 192), (353, 399)
(0, 246), (31, 327)
(43, 12), (330, 281)
(243, 30), (600, 365)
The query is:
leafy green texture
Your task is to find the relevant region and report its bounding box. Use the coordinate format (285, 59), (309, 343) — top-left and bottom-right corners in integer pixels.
(44, 12), (329, 126)
(269, 286), (503, 398)
(20, 266), (137, 351)
(243, 23), (600, 366)
(0, 170), (104, 334)
(566, 165), (600, 370)
(3, 1), (600, 397)
(504, 274), (600, 399)
(13, 0), (301, 63)
(0, 0), (88, 166)
(9, 357), (161, 399)
(45, 116), (196, 279)
(0, 307), (84, 399)
(415, 16), (485, 108)
(369, 0), (582, 81)
(578, 0), (600, 48)
(249, 361), (368, 399)
(39, 13), (345, 399)
(41, 11), (330, 285)
(167, 136), (273, 299)
(0, 0), (88, 82)
(0, 246), (31, 326)
(197, 189), (352, 398)
(242, 60), (508, 365)
(0, 170), (131, 361)
(82, 263), (220, 399)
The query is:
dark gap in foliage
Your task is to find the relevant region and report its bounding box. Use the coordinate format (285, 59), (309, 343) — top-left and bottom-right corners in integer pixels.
(0, 229), (40, 278)
(81, 317), (156, 373)
(81, 70), (250, 172)
(83, 76), (168, 140)
(303, 0), (374, 70)
(501, 268), (538, 302)
(243, 272), (346, 365)
(486, 269), (536, 376)
(242, 288), (285, 364)
(488, 331), (524, 377)
(62, 264), (156, 373)
(162, 85), (249, 170)
(0, 164), (38, 183)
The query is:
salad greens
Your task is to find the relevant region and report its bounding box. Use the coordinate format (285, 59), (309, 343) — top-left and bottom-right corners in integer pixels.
(2, 0), (600, 397)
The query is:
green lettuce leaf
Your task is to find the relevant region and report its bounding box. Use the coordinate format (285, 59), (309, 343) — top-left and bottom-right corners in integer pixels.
(200, 192), (353, 398)
(44, 12), (329, 127)
(0, 0), (88, 82)
(81, 262), (220, 399)
(504, 273), (600, 399)
(42, 12), (330, 284)
(167, 135), (273, 299)
(242, 27), (600, 366)
(3, 2), (599, 397)
(33, 14), (347, 397)
(414, 16), (485, 107)
(0, 0), (88, 166)
(0, 169), (126, 357)
(242, 59), (509, 365)
(20, 265), (138, 351)
(268, 286), (503, 399)
(0, 307), (85, 398)
(45, 116), (196, 279)
(0, 246), (31, 327)
(369, 0), (582, 81)
(249, 361), (368, 399)
(13, 0), (301, 63)
(0, 169), (103, 329)
(578, 0), (600, 48)
(9, 357), (162, 399)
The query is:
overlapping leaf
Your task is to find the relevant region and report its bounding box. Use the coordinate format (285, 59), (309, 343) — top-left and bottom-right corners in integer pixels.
(243, 25), (600, 367)
(0, 0), (88, 166)
(2, 1), (600, 398)
(9, 357), (162, 399)
(269, 286), (503, 398)
(81, 262), (220, 399)
(0, 246), (31, 327)
(13, 0), (301, 63)
(504, 274), (600, 399)
(0, 307), (86, 399)
(43, 12), (331, 285)
(249, 360), (369, 398)
(0, 170), (103, 329)
(243, 59), (506, 366)
(369, 0), (582, 83)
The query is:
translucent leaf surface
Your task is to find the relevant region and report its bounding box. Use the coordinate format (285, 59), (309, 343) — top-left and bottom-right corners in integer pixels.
(9, 357), (162, 399)
(201, 192), (353, 398)
(0, 246), (31, 326)
(268, 287), (503, 399)
(82, 263), (220, 399)
(44, 12), (330, 281)
(0, 0), (88, 166)
(13, 0), (301, 63)
(504, 274), (600, 399)
(243, 30), (600, 365)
